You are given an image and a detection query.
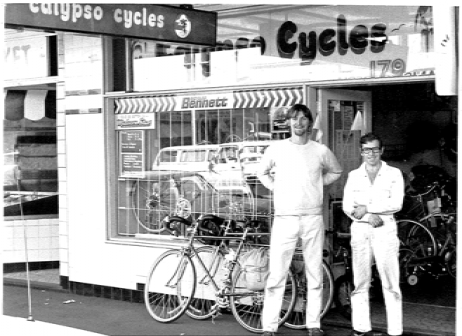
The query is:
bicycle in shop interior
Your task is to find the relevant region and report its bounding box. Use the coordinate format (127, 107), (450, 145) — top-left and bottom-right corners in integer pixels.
(143, 213), (297, 333)
(329, 231), (383, 321)
(397, 168), (457, 285)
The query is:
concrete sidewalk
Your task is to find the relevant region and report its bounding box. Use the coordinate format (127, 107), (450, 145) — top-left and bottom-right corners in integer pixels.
(1, 315), (105, 336)
(3, 272), (457, 336)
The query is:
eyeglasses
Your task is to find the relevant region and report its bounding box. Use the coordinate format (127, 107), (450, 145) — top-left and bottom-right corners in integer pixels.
(361, 147), (381, 154)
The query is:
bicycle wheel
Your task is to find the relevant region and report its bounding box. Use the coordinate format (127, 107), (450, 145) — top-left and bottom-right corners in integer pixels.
(131, 180), (170, 233)
(284, 261), (334, 329)
(397, 219), (437, 257)
(445, 248), (457, 278)
(144, 250), (196, 323)
(398, 247), (421, 285)
(333, 274), (354, 320)
(186, 246), (224, 320)
(230, 268), (297, 333)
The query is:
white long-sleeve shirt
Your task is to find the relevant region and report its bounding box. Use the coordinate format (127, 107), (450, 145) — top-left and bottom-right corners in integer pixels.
(342, 161), (404, 224)
(257, 139), (342, 216)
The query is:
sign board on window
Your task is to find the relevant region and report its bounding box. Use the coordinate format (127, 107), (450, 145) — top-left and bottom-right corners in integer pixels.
(119, 130), (145, 177)
(116, 113), (155, 130)
(4, 37), (49, 80)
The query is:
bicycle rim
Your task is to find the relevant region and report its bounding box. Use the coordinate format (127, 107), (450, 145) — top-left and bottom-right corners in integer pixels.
(397, 219), (437, 257)
(185, 246), (223, 320)
(230, 268), (296, 333)
(284, 261), (334, 329)
(131, 180), (169, 233)
(144, 250), (196, 323)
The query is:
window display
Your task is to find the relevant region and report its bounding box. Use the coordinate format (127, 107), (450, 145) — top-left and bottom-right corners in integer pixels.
(114, 92), (293, 238)
(3, 90), (58, 217)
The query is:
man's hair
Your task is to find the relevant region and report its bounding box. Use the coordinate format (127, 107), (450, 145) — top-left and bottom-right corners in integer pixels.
(360, 132), (383, 148)
(286, 104), (313, 123)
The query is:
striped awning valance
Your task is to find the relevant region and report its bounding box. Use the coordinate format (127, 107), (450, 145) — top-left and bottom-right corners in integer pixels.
(114, 87), (303, 114)
(115, 95), (176, 114)
(4, 90), (56, 121)
(233, 87), (303, 109)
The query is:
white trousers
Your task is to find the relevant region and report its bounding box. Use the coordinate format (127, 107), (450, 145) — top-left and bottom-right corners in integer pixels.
(350, 222), (403, 336)
(262, 215), (324, 332)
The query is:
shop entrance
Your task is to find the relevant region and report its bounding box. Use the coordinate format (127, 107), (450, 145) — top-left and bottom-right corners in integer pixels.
(319, 83), (457, 311)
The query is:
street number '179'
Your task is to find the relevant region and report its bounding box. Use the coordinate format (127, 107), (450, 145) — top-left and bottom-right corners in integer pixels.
(370, 59), (406, 77)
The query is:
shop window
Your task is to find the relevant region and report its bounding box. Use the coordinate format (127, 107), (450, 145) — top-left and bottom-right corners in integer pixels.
(3, 90), (58, 217)
(114, 104), (276, 239)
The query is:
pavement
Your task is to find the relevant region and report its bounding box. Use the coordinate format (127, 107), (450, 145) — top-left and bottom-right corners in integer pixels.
(2, 270), (457, 336)
(1, 314), (104, 336)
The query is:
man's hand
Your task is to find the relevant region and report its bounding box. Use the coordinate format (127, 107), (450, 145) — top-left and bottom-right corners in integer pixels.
(352, 205), (367, 219)
(368, 214), (383, 228)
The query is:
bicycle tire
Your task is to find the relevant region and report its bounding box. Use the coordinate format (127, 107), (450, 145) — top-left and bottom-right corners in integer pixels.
(397, 219), (437, 257)
(446, 248), (457, 278)
(185, 245), (224, 320)
(229, 268), (297, 333)
(333, 274), (354, 320)
(398, 247), (420, 285)
(284, 260), (334, 329)
(144, 250), (196, 323)
(131, 180), (170, 233)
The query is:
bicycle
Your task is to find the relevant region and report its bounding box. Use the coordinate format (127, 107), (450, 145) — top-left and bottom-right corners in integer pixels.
(397, 178), (457, 284)
(185, 213), (335, 331)
(399, 214), (457, 284)
(283, 247), (334, 329)
(330, 232), (383, 320)
(143, 214), (297, 333)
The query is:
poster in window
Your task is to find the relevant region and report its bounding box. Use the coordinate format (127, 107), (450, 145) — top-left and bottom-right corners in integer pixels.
(119, 130), (145, 177)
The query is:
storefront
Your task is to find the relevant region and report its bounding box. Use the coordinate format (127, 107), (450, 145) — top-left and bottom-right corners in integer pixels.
(3, 29), (60, 270)
(3, 3), (458, 311)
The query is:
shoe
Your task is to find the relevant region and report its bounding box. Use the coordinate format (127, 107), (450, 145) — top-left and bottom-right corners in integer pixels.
(262, 332), (275, 336)
(350, 330), (384, 336)
(308, 328), (325, 336)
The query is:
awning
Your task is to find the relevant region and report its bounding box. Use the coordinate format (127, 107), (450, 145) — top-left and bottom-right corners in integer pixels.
(4, 90), (56, 121)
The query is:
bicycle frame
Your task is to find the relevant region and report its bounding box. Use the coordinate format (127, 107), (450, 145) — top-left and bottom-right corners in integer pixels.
(176, 216), (271, 306)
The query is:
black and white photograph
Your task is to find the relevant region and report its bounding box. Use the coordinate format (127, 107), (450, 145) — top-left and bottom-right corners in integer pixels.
(1, 2), (458, 336)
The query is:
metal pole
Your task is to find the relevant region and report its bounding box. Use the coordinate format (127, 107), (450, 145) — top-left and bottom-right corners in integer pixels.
(17, 175), (34, 322)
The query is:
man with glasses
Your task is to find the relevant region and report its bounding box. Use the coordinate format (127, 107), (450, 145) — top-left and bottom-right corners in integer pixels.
(343, 133), (405, 336)
(258, 104), (342, 336)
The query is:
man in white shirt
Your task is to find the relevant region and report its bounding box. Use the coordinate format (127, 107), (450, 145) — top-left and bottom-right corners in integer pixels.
(258, 104), (342, 336)
(343, 133), (404, 336)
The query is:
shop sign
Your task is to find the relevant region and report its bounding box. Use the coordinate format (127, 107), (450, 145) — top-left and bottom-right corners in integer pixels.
(175, 93), (234, 111)
(4, 36), (49, 80)
(116, 113), (155, 130)
(5, 4), (216, 46)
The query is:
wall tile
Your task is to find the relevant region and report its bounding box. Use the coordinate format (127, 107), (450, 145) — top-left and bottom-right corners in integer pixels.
(39, 226), (52, 238)
(59, 235), (68, 249)
(57, 126), (66, 141)
(58, 153), (66, 168)
(58, 166), (67, 180)
(59, 249), (69, 263)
